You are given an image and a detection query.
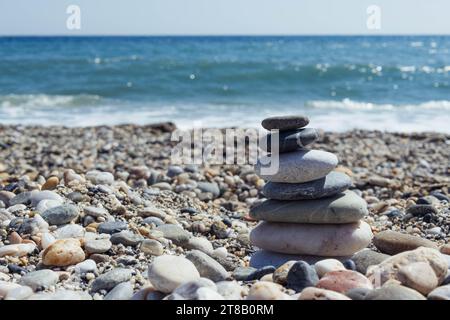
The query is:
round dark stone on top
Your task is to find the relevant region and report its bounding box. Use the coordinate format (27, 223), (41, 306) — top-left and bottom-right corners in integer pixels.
(286, 260), (319, 292)
(261, 128), (319, 153)
(261, 115), (310, 131)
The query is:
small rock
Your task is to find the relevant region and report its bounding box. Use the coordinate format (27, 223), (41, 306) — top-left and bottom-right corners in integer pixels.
(406, 204), (438, 217)
(233, 266), (256, 281)
(54, 224), (85, 239)
(140, 239), (164, 256)
(104, 282), (134, 300)
(170, 278), (216, 300)
(317, 270), (373, 293)
(74, 259), (97, 274)
(246, 282), (289, 300)
(85, 238), (112, 254)
(352, 249), (390, 274)
(184, 237), (214, 255)
(272, 261), (296, 285)
(98, 221), (127, 234)
(299, 287), (351, 300)
(286, 261), (319, 292)
(4, 285), (34, 300)
(41, 177), (59, 191)
(216, 281), (244, 300)
(186, 250), (228, 282)
(246, 266), (276, 281)
(156, 224), (191, 245)
(41, 205), (79, 225)
(428, 285), (450, 300)
(147, 255), (200, 293)
(364, 284), (425, 300)
(91, 268), (133, 292)
(42, 239), (85, 267)
(110, 230), (143, 246)
(345, 287), (372, 300)
(0, 243), (36, 257)
(397, 262), (439, 295)
(314, 259), (346, 278)
(373, 230), (438, 255)
(20, 269), (59, 291)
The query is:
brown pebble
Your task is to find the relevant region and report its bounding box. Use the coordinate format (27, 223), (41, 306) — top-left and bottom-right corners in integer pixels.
(41, 176), (59, 190)
(8, 232), (22, 245)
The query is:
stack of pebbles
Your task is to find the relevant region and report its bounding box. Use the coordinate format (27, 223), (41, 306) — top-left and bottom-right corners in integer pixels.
(249, 115), (373, 268)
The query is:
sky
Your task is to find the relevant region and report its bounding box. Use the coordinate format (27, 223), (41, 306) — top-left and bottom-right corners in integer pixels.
(0, 0), (449, 36)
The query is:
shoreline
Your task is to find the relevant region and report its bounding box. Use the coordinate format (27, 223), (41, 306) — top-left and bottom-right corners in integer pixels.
(0, 123), (449, 299)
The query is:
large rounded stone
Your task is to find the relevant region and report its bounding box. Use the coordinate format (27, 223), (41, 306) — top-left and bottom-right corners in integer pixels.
(250, 221), (373, 256)
(19, 269), (59, 291)
(397, 262), (439, 295)
(366, 247), (448, 288)
(317, 270), (373, 293)
(373, 230), (438, 255)
(261, 128), (319, 153)
(428, 285), (450, 300)
(364, 284), (425, 300)
(261, 115), (309, 131)
(299, 287), (351, 300)
(351, 249), (390, 274)
(263, 172), (351, 200)
(148, 255), (200, 293)
(42, 239), (85, 267)
(256, 149), (338, 183)
(185, 250), (228, 282)
(250, 190), (367, 224)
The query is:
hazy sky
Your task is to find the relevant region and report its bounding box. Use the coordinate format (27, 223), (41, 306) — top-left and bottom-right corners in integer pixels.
(0, 0), (449, 35)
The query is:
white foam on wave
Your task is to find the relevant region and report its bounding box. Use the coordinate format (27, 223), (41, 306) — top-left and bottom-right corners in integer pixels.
(1, 96), (450, 133)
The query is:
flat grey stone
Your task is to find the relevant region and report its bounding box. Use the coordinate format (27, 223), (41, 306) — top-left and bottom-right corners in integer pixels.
(256, 149), (338, 183)
(186, 250), (229, 282)
(250, 190), (367, 224)
(261, 115), (309, 131)
(104, 282), (134, 300)
(110, 230), (143, 246)
(20, 269), (59, 291)
(41, 204), (79, 225)
(156, 224), (191, 245)
(91, 268), (132, 292)
(263, 171), (352, 200)
(261, 128), (319, 153)
(98, 221), (127, 234)
(351, 249), (390, 274)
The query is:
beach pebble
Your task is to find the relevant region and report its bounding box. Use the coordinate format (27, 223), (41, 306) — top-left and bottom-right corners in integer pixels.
(186, 250), (229, 282)
(20, 269), (59, 291)
(440, 244), (450, 255)
(197, 182), (220, 198)
(216, 281), (244, 300)
(36, 199), (63, 213)
(42, 238), (85, 266)
(263, 172), (352, 200)
(91, 268), (133, 292)
(0, 243), (36, 257)
(140, 239), (164, 256)
(142, 216), (164, 227)
(351, 249), (390, 274)
(110, 230), (143, 246)
(246, 282), (290, 300)
(170, 278), (216, 300)
(397, 262), (439, 295)
(85, 238), (112, 254)
(261, 128), (319, 153)
(104, 282), (134, 300)
(148, 255), (200, 293)
(314, 259), (346, 278)
(41, 177), (59, 190)
(428, 285), (450, 300)
(250, 221), (372, 256)
(98, 221), (127, 234)
(196, 287), (224, 300)
(156, 224), (191, 245)
(298, 287), (351, 300)
(28, 289), (92, 300)
(86, 170), (115, 185)
(286, 261), (319, 292)
(233, 266), (257, 281)
(345, 287), (372, 300)
(54, 224), (85, 239)
(272, 261), (296, 285)
(246, 266), (276, 281)
(250, 190), (367, 224)
(317, 270), (373, 293)
(29, 190), (63, 207)
(261, 115), (309, 131)
(75, 259), (97, 274)
(364, 284), (425, 300)
(84, 206), (109, 218)
(4, 285), (34, 300)
(366, 247), (448, 287)
(373, 230), (438, 255)
(256, 149), (338, 183)
(0, 281), (22, 298)
(40, 232), (56, 249)
(41, 204), (79, 225)
(138, 206), (167, 219)
(406, 204), (438, 217)
(184, 237), (214, 255)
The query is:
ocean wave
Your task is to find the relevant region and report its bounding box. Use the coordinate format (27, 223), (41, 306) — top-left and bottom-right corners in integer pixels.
(305, 99), (450, 111)
(0, 94), (102, 109)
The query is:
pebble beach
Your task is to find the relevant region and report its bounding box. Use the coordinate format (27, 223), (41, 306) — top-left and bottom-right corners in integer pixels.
(0, 122), (450, 300)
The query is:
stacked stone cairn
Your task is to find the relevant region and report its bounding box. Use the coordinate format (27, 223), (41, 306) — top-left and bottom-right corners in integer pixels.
(249, 115), (373, 268)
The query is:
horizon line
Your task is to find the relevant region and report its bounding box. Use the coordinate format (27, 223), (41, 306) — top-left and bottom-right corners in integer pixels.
(1, 34), (450, 38)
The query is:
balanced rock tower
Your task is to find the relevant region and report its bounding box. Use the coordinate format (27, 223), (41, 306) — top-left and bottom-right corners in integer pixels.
(249, 115), (373, 268)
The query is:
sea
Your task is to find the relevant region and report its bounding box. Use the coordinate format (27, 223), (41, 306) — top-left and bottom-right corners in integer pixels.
(1, 36), (450, 132)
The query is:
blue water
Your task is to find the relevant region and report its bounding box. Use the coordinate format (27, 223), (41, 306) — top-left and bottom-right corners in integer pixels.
(1, 36), (450, 132)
